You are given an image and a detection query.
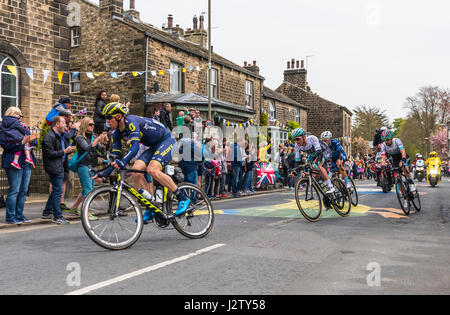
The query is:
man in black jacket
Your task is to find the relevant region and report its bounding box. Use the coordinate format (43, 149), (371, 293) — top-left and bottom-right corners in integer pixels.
(159, 103), (173, 131)
(42, 116), (76, 224)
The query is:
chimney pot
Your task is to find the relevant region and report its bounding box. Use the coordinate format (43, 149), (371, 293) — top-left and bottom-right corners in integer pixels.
(168, 14), (173, 28)
(253, 60), (256, 66)
(301, 60), (305, 68)
(193, 15), (198, 30)
(287, 61), (290, 69)
(199, 14), (205, 29)
(291, 59), (295, 69)
(244, 61), (248, 67)
(130, 0), (135, 10)
(296, 60), (300, 69)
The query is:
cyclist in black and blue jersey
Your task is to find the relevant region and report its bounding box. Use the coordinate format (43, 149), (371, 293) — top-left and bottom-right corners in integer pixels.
(320, 131), (352, 190)
(93, 102), (190, 222)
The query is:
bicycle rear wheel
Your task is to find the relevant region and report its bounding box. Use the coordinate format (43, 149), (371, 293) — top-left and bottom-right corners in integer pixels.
(332, 178), (352, 217)
(295, 178), (322, 222)
(171, 183), (214, 239)
(81, 186), (144, 250)
(395, 177), (410, 215)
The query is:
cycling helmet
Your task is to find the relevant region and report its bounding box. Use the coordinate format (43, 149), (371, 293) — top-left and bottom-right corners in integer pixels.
(291, 128), (306, 139)
(430, 151), (438, 158)
(381, 129), (393, 141)
(102, 102), (128, 117)
(320, 131), (333, 140)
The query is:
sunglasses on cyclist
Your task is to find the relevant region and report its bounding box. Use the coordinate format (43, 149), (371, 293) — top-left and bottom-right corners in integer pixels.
(294, 137), (302, 141)
(105, 114), (115, 120)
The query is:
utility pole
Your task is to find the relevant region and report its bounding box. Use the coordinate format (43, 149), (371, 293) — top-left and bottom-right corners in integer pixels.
(208, 0), (212, 122)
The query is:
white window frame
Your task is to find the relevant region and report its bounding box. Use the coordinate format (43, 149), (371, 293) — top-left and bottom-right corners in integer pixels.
(70, 71), (81, 94)
(0, 53), (19, 119)
(170, 62), (183, 94)
(296, 108), (300, 124)
(245, 80), (253, 108)
(210, 68), (218, 98)
(71, 27), (81, 48)
(269, 100), (276, 121)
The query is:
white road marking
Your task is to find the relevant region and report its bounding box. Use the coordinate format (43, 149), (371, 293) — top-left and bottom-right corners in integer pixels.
(65, 243), (226, 295)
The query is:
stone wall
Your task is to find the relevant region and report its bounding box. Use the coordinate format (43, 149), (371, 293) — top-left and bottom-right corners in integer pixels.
(0, 0), (70, 127)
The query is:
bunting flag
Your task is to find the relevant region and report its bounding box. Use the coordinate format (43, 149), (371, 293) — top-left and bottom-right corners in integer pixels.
(110, 72), (118, 78)
(43, 70), (50, 84)
(6, 65), (17, 77)
(132, 72), (139, 77)
(94, 72), (104, 77)
(158, 70), (164, 76)
(57, 71), (64, 83)
(86, 72), (94, 79)
(25, 68), (34, 80)
(151, 71), (157, 76)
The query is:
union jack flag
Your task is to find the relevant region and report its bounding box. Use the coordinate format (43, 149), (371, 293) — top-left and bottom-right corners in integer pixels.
(255, 162), (276, 188)
(77, 108), (88, 117)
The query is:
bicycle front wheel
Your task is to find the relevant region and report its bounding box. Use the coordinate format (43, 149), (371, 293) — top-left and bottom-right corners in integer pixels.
(295, 178), (322, 222)
(171, 183), (214, 239)
(395, 177), (410, 215)
(411, 189), (422, 212)
(81, 186), (144, 250)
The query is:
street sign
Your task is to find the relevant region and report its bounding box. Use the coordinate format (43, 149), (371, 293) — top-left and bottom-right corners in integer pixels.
(205, 120), (213, 128)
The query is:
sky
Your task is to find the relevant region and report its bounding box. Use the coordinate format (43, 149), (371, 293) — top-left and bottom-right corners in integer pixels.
(91, 0), (450, 122)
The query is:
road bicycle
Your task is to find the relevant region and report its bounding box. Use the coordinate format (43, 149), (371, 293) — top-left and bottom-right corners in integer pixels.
(393, 167), (421, 215)
(329, 165), (359, 207)
(292, 163), (352, 222)
(81, 159), (214, 250)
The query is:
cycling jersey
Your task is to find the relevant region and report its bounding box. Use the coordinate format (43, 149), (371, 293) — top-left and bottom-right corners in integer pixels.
(380, 138), (404, 157)
(102, 115), (175, 176)
(329, 139), (347, 162)
(295, 135), (331, 164)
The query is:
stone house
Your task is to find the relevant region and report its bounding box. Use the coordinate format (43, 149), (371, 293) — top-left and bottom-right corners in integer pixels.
(69, 0), (265, 126)
(276, 59), (353, 153)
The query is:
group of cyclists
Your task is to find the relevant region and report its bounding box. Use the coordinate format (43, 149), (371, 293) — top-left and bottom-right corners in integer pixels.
(93, 101), (417, 223)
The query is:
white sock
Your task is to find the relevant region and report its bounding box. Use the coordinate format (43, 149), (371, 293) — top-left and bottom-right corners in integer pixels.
(325, 179), (333, 188)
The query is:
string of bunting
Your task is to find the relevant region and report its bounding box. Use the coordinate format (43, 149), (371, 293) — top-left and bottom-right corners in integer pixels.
(217, 113), (256, 129)
(4, 62), (212, 84)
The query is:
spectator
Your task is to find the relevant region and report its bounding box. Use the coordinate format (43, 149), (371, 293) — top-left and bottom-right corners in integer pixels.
(176, 108), (189, 127)
(153, 108), (161, 122)
(0, 107), (38, 224)
(228, 137), (245, 198)
(243, 142), (256, 194)
(93, 90), (108, 134)
(39, 96), (73, 147)
(179, 132), (203, 189)
(184, 115), (194, 134)
(159, 103), (173, 130)
(69, 117), (107, 220)
(41, 116), (76, 225)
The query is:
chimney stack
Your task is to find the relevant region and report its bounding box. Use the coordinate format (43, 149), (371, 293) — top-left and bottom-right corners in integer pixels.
(124, 0), (140, 20)
(184, 14), (208, 48)
(284, 58), (307, 89)
(99, 0), (124, 19)
(244, 60), (260, 75)
(199, 14), (205, 29)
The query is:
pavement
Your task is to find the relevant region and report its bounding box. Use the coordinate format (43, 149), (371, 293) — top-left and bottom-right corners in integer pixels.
(0, 187), (287, 230)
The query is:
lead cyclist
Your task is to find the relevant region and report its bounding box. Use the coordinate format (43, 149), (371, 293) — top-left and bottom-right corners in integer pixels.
(93, 102), (190, 223)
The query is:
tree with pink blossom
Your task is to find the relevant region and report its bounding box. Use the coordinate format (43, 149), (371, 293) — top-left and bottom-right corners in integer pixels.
(431, 127), (448, 157)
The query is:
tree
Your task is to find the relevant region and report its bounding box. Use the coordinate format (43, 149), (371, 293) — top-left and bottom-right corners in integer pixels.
(352, 105), (391, 141)
(399, 116), (425, 157)
(431, 127), (448, 157)
(352, 136), (369, 156)
(392, 118), (404, 138)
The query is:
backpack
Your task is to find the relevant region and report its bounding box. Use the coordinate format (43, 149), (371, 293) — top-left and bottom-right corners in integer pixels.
(68, 135), (93, 172)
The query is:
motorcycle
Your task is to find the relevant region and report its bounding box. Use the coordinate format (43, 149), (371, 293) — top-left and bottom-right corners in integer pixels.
(426, 159), (441, 187)
(414, 159), (425, 182)
(375, 155), (394, 193)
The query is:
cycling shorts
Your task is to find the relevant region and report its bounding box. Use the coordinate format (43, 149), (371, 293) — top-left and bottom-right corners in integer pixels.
(137, 137), (177, 169)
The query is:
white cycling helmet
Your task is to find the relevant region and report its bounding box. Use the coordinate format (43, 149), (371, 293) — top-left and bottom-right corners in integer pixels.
(320, 131), (333, 140)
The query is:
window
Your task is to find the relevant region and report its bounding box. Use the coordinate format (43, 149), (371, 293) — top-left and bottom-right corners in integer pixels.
(71, 27), (81, 47)
(296, 108), (300, 124)
(269, 100), (276, 121)
(170, 62), (183, 94)
(210, 68), (218, 98)
(245, 80), (253, 108)
(0, 53), (18, 118)
(70, 72), (80, 93)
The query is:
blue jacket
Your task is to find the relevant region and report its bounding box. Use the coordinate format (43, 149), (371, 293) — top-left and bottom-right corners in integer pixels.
(0, 137), (37, 169)
(0, 116), (29, 143)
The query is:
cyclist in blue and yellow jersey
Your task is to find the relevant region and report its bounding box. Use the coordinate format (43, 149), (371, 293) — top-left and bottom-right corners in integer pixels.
(320, 131), (352, 190)
(292, 128), (335, 195)
(93, 102), (190, 222)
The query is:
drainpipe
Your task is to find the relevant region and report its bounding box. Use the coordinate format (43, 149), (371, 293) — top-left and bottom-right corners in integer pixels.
(144, 34), (149, 116)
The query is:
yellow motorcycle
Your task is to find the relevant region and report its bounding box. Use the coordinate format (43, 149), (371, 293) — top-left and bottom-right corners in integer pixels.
(426, 156), (441, 187)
